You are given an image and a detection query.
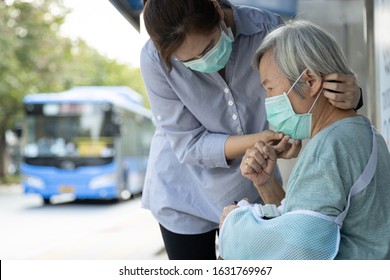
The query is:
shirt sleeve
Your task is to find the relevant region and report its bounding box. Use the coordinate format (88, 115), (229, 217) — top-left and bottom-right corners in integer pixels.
(282, 146), (349, 217)
(140, 46), (230, 168)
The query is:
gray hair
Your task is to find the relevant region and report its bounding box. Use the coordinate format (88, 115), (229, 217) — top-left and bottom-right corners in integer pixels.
(252, 20), (356, 97)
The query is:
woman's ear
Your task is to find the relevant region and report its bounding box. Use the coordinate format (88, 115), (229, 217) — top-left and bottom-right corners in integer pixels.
(212, 0), (224, 20)
(303, 69), (322, 97)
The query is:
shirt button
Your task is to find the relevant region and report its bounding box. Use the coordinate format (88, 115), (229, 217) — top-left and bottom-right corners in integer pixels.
(232, 114), (237, 120)
(157, 115), (162, 121)
(224, 88), (230, 94)
(228, 100), (234, 106)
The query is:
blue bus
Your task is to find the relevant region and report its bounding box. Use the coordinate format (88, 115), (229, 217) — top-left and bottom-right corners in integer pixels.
(21, 86), (155, 204)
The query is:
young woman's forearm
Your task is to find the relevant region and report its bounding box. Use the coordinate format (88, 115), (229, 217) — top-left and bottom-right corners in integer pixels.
(224, 134), (258, 160)
(225, 131), (283, 160)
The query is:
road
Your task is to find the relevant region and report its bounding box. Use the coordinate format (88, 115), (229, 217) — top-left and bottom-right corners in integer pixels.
(0, 184), (167, 260)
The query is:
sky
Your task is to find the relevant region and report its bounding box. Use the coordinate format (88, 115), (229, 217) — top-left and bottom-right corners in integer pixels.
(60, 0), (147, 67)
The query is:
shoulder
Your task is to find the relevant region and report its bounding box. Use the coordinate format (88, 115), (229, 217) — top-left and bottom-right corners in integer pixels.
(290, 116), (373, 194)
(290, 116), (374, 189)
(306, 116), (372, 161)
(284, 117), (373, 215)
(140, 39), (174, 78)
(238, 5), (283, 26)
(231, 3), (284, 36)
(140, 39), (162, 66)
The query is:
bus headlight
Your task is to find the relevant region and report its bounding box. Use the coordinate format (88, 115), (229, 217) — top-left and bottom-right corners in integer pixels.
(89, 173), (116, 189)
(23, 175), (44, 189)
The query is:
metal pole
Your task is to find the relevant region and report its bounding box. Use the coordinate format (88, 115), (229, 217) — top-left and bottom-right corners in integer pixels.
(365, 0), (377, 126)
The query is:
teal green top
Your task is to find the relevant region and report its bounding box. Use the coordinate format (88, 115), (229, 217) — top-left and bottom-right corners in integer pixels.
(283, 116), (390, 259)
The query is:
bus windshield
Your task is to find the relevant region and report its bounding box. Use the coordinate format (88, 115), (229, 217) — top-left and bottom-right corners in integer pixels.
(23, 103), (116, 159)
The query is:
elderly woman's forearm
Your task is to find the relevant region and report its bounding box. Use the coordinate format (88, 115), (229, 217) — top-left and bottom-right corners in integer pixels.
(254, 175), (285, 206)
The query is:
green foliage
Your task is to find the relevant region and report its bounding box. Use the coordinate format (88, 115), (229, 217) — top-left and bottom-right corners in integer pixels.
(0, 0), (148, 178)
(59, 39), (149, 106)
(0, 0), (148, 125)
(0, 174), (21, 185)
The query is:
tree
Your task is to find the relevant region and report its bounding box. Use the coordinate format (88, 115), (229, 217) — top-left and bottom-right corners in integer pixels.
(0, 0), (148, 179)
(0, 0), (70, 178)
(58, 38), (149, 106)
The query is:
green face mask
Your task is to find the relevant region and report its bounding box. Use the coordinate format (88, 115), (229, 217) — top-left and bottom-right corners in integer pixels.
(182, 23), (234, 73)
(265, 70), (323, 140)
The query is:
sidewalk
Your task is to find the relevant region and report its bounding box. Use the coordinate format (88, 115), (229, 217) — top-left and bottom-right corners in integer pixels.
(0, 183), (22, 194)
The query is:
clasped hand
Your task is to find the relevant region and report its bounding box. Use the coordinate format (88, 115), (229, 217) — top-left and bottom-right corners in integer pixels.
(241, 132), (301, 186)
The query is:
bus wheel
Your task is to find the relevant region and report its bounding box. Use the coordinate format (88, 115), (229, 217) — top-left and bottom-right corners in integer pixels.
(42, 197), (51, 205)
(120, 189), (132, 201)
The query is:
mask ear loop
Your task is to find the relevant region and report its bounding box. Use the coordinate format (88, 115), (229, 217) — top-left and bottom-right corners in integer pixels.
(212, 0), (234, 40)
(308, 88), (324, 114)
(286, 69), (307, 96)
(211, 0), (224, 20)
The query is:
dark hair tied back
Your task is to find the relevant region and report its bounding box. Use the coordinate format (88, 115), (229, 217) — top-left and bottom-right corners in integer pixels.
(143, 0), (221, 70)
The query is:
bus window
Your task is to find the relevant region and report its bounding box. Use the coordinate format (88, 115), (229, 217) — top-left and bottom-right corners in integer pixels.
(23, 103), (115, 159)
(21, 86), (154, 202)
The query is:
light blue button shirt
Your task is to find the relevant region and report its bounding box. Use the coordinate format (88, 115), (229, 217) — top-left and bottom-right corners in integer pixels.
(140, 1), (284, 234)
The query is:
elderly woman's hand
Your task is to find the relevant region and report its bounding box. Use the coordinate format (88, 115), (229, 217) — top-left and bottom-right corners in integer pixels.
(240, 141), (277, 186)
(322, 73), (361, 110)
(219, 204), (239, 229)
(271, 135), (302, 159)
(219, 199), (249, 229)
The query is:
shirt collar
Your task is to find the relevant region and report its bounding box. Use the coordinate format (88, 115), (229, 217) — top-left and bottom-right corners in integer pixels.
(221, 0), (262, 38)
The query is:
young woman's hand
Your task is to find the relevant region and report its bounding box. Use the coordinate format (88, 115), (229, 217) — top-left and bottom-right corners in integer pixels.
(322, 73), (361, 110)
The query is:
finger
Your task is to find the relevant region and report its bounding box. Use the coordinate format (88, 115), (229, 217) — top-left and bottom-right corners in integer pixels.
(223, 204), (237, 213)
(253, 142), (268, 167)
(281, 140), (302, 159)
(276, 142), (292, 158)
(323, 89), (348, 102)
(220, 205), (237, 228)
(221, 205), (236, 225)
(252, 155), (267, 170)
(261, 130), (284, 144)
(327, 99), (349, 110)
(323, 74), (356, 95)
(260, 146), (277, 175)
(272, 135), (291, 154)
(247, 145), (262, 158)
(262, 145), (277, 162)
(240, 160), (259, 176)
(322, 81), (347, 94)
(245, 155), (264, 173)
(245, 147), (266, 171)
(241, 148), (255, 167)
(323, 74), (359, 110)
(323, 73), (351, 83)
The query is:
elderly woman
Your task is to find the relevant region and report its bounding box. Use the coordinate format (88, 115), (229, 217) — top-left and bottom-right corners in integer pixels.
(218, 20), (390, 260)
